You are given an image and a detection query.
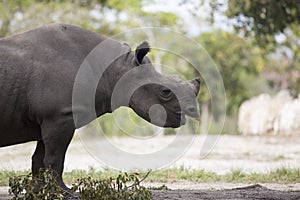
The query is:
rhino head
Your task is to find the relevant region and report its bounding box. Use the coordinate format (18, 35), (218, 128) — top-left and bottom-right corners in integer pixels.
(124, 42), (201, 128)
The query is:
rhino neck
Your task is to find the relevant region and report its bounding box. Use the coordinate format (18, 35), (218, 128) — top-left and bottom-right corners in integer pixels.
(95, 51), (134, 117)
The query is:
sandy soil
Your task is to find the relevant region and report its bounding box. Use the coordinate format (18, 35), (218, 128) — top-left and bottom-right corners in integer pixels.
(151, 184), (300, 200)
(1, 134), (300, 199)
(1, 184), (300, 200)
(1, 134), (300, 174)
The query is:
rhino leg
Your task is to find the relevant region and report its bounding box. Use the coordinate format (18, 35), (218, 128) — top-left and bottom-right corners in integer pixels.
(31, 141), (46, 193)
(41, 119), (75, 191)
(32, 140), (45, 176)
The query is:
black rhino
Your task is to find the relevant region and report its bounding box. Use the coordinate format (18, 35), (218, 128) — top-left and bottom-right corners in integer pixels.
(0, 23), (200, 191)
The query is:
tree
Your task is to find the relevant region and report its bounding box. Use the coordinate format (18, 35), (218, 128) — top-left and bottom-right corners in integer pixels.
(0, 0), (150, 37)
(225, 0), (300, 97)
(197, 30), (265, 115)
(0, 0), (36, 37)
(226, 0), (300, 47)
(262, 23), (300, 97)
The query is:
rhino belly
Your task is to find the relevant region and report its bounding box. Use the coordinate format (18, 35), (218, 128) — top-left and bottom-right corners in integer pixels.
(0, 125), (41, 147)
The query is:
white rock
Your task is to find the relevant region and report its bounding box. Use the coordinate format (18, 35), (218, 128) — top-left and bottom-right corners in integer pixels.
(275, 97), (300, 135)
(238, 90), (293, 135)
(238, 94), (272, 135)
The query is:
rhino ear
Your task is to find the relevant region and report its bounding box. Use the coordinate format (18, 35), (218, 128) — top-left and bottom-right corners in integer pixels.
(135, 41), (150, 66)
(189, 77), (201, 96)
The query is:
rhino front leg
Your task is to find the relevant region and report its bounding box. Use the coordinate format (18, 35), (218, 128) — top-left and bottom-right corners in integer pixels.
(41, 119), (75, 191)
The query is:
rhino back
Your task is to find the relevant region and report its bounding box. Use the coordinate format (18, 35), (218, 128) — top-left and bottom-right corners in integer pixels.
(0, 24), (105, 145)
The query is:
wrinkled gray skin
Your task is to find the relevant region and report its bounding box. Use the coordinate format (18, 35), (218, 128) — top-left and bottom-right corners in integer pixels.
(0, 24), (200, 190)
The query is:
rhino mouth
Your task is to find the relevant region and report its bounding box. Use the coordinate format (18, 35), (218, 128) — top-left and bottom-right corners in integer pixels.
(175, 108), (200, 124)
(175, 111), (186, 126)
(180, 115), (186, 126)
(184, 107), (200, 121)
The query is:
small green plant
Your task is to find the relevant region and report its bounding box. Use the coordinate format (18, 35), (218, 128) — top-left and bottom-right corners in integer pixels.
(73, 172), (152, 200)
(230, 169), (245, 181)
(9, 169), (64, 200)
(9, 170), (152, 200)
(148, 184), (170, 190)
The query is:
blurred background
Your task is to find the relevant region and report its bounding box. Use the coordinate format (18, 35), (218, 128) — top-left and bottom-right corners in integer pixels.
(1, 0), (299, 135)
(0, 0), (300, 173)
(0, 0), (300, 134)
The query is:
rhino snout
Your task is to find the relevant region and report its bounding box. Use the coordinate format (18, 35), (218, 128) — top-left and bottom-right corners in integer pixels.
(184, 106), (200, 120)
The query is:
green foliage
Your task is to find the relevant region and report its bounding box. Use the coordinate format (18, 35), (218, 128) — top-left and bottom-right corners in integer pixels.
(209, 0), (300, 100)
(229, 169), (245, 181)
(104, 0), (142, 12)
(225, 0), (300, 97)
(0, 0), (177, 38)
(263, 23), (300, 97)
(145, 167), (300, 184)
(0, 171), (28, 186)
(4, 167), (300, 192)
(9, 169), (64, 200)
(8, 169), (152, 200)
(148, 184), (170, 190)
(73, 172), (152, 200)
(197, 30), (265, 114)
(226, 0), (300, 46)
(0, 0), (35, 37)
(4, 0), (297, 134)
(144, 12), (180, 27)
(95, 107), (158, 137)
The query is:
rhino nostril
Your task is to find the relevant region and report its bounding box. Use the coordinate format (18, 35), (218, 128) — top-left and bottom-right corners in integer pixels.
(187, 107), (197, 113)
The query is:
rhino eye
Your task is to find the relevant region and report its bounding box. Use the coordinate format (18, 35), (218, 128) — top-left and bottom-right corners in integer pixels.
(159, 88), (173, 100)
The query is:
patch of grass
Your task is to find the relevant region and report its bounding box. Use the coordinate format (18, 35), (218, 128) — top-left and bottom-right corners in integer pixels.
(1, 167), (300, 187)
(136, 167), (300, 184)
(0, 170), (30, 186)
(148, 185), (170, 190)
(63, 167), (121, 184)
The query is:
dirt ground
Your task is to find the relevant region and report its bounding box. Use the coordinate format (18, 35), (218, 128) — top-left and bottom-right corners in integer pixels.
(148, 182), (300, 200)
(1, 134), (300, 173)
(1, 134), (300, 199)
(1, 184), (300, 200)
(151, 184), (300, 200)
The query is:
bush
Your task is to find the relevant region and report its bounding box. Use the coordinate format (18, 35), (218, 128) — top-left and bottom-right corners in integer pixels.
(9, 169), (64, 200)
(9, 170), (152, 200)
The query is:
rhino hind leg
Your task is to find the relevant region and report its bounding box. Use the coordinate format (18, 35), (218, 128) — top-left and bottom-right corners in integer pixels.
(31, 140), (45, 176)
(31, 140), (45, 193)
